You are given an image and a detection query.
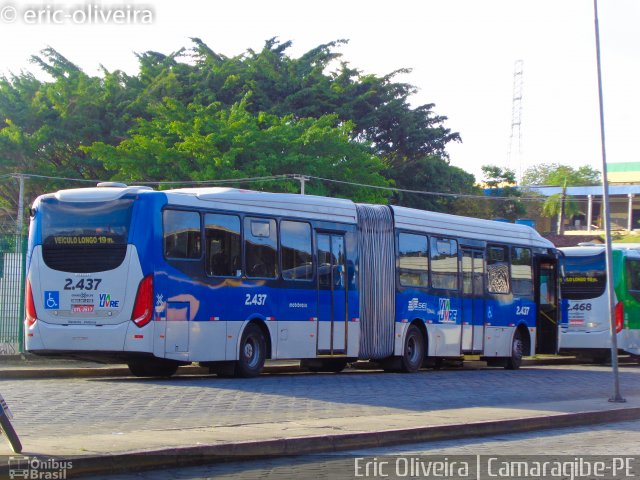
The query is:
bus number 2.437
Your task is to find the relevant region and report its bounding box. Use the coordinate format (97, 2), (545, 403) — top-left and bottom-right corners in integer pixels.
(64, 278), (102, 290)
(245, 294), (267, 306)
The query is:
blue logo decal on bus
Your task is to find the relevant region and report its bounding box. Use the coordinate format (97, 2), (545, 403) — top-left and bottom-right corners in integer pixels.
(99, 294), (119, 308)
(44, 291), (59, 309)
(438, 298), (457, 323)
(408, 298), (427, 312)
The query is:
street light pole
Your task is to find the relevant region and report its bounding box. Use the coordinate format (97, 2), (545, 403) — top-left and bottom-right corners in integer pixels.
(15, 174), (24, 242)
(593, 0), (624, 403)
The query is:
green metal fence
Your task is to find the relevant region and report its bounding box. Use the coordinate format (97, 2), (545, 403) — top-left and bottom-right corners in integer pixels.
(0, 235), (26, 355)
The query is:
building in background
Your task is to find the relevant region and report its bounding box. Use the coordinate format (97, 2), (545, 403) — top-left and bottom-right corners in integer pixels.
(524, 162), (640, 234)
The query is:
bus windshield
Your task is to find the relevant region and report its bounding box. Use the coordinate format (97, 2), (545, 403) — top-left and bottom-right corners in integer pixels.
(41, 198), (134, 246)
(561, 252), (606, 300)
(40, 197), (134, 273)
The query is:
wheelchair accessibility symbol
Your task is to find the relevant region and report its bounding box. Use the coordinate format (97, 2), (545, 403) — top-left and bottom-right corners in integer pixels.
(44, 291), (59, 310)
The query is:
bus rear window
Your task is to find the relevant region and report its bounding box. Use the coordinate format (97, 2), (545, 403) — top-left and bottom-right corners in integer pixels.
(41, 198), (134, 273)
(561, 252), (606, 300)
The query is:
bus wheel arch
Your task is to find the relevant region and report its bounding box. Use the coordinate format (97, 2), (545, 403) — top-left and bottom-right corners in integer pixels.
(400, 321), (427, 373)
(236, 319), (270, 378)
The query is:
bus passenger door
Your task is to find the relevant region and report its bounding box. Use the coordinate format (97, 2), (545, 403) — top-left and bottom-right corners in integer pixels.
(461, 249), (485, 352)
(536, 259), (559, 354)
(317, 233), (347, 355)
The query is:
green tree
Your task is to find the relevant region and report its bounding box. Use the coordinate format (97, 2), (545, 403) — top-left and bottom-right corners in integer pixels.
(122, 38), (466, 211)
(481, 165), (526, 222)
(0, 40), (467, 224)
(388, 156), (480, 212)
(87, 95), (389, 203)
(522, 163), (595, 232)
(521, 163), (600, 186)
(0, 49), (143, 221)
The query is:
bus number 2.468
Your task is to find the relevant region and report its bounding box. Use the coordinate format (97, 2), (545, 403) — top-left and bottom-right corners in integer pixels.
(245, 294), (267, 306)
(570, 303), (592, 311)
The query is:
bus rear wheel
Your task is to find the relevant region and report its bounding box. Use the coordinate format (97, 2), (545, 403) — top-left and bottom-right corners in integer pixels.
(505, 330), (524, 370)
(401, 325), (425, 373)
(236, 323), (267, 378)
(127, 359), (179, 378)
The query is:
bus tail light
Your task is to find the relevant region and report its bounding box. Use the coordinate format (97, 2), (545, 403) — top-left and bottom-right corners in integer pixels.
(25, 279), (37, 327)
(131, 275), (154, 328)
(615, 301), (624, 333)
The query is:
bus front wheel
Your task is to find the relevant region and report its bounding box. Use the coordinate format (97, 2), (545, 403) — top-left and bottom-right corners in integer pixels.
(236, 323), (267, 378)
(401, 325), (425, 373)
(505, 330), (524, 370)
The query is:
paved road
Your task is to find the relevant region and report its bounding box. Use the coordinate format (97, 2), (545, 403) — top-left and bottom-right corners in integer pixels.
(1, 364), (639, 439)
(81, 419), (640, 479)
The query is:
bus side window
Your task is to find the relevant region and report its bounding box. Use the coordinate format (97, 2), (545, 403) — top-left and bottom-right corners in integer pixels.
(281, 221), (313, 281)
(205, 213), (241, 277)
(430, 237), (458, 290)
(398, 232), (429, 287)
(245, 217), (278, 279)
(487, 245), (510, 294)
(163, 210), (201, 259)
(511, 247), (533, 297)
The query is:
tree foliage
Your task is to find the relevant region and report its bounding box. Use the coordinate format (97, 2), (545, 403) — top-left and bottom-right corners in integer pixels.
(522, 163), (601, 186)
(481, 165), (526, 221)
(0, 39), (467, 223)
(88, 95), (388, 201)
(522, 163), (595, 230)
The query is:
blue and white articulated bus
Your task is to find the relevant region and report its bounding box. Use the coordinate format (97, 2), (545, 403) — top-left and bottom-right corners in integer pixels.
(24, 184), (560, 377)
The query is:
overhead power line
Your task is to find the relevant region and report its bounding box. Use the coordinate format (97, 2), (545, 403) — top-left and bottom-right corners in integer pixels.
(6, 172), (554, 203)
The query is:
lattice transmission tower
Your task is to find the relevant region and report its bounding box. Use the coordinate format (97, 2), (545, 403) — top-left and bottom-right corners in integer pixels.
(508, 60), (524, 183)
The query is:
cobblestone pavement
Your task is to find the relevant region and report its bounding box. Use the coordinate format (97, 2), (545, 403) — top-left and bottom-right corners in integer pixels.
(1, 364), (639, 439)
(83, 419), (640, 479)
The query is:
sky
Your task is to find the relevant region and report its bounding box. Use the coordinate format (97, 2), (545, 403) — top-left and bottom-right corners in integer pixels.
(0, 0), (638, 183)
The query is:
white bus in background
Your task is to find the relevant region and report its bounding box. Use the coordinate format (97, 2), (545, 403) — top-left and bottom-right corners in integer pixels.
(559, 244), (640, 362)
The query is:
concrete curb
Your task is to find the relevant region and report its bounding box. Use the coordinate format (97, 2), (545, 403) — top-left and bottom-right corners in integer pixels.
(4, 405), (639, 478)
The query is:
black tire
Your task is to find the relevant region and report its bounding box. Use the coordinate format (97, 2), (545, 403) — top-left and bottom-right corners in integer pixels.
(236, 323), (267, 378)
(0, 412), (22, 453)
(505, 330), (524, 370)
(400, 325), (425, 373)
(128, 359), (179, 378)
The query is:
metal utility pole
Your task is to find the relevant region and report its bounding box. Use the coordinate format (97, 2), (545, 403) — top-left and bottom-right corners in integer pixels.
(15, 174), (24, 242)
(508, 60), (524, 182)
(294, 175), (309, 195)
(593, 0), (624, 403)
